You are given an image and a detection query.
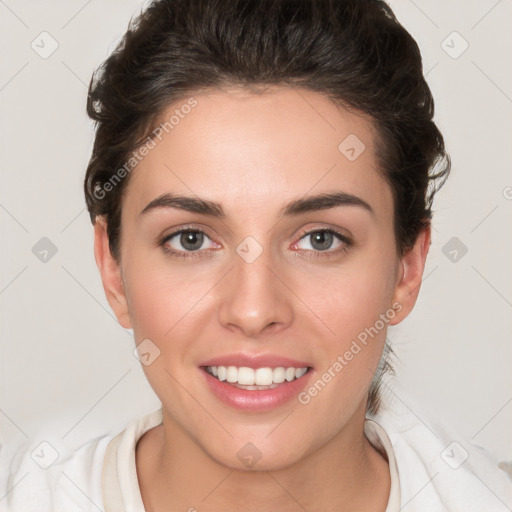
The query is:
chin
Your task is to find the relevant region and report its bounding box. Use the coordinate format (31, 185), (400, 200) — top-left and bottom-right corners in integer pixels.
(202, 433), (312, 472)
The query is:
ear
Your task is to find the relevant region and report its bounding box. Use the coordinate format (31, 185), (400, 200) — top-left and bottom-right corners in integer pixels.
(389, 224), (431, 325)
(93, 217), (132, 329)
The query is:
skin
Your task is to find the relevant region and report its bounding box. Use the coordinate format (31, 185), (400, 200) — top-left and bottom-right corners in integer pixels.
(94, 86), (430, 511)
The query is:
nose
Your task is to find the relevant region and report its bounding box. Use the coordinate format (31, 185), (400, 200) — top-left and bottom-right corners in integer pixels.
(217, 246), (294, 338)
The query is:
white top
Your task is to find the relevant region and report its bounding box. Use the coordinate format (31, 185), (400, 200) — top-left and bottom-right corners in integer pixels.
(1, 389), (511, 511)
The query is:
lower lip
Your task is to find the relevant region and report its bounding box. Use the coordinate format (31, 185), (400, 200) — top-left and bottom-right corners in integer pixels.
(200, 367), (313, 412)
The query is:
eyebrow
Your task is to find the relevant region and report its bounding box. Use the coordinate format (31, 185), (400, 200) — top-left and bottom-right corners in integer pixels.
(139, 191), (374, 218)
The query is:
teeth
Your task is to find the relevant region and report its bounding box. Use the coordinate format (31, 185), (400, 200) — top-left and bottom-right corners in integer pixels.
(295, 367), (307, 378)
(238, 366), (255, 385)
(226, 366), (238, 383)
(206, 365), (309, 385)
(285, 367), (295, 381)
(273, 367), (286, 384)
(255, 367), (273, 386)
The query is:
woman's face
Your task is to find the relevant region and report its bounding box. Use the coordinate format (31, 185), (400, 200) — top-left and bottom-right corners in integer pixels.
(97, 86), (427, 470)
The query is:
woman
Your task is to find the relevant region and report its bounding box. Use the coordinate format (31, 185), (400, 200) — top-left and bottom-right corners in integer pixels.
(2, 0), (510, 510)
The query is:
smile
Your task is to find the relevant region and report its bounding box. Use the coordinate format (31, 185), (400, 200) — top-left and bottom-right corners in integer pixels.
(200, 363), (313, 411)
(205, 365), (309, 389)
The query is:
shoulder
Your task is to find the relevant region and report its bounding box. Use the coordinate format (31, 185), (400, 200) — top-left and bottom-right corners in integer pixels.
(0, 433), (112, 512)
(369, 383), (512, 511)
(1, 408), (163, 512)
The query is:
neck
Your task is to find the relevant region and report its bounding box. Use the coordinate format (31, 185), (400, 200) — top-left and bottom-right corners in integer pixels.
(136, 403), (390, 512)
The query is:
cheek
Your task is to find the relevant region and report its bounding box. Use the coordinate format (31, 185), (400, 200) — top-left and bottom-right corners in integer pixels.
(295, 244), (397, 400)
(123, 257), (213, 400)
(122, 250), (206, 342)
(300, 250), (396, 342)
(297, 273), (393, 420)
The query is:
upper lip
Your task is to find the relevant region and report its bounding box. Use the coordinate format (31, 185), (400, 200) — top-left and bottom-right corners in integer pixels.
(199, 352), (312, 369)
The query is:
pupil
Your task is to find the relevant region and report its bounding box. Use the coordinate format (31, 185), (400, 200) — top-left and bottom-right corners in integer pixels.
(181, 231), (203, 251)
(311, 231), (332, 251)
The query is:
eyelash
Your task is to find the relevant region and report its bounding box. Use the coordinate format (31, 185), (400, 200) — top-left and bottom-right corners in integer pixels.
(159, 227), (353, 260)
(294, 228), (352, 260)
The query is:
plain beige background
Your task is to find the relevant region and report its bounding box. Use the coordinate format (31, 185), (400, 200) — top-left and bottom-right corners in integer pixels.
(1, 0), (511, 468)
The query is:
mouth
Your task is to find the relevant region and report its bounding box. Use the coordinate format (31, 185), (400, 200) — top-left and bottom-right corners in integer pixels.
(199, 359), (314, 411)
(203, 365), (311, 390)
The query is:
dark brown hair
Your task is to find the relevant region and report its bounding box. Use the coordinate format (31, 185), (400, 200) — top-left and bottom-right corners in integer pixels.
(84, 0), (450, 414)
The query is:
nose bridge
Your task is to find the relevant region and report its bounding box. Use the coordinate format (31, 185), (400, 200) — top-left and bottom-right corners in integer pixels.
(217, 238), (293, 337)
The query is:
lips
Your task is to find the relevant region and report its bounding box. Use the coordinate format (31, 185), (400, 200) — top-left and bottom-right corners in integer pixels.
(198, 352), (314, 412)
(199, 352), (312, 369)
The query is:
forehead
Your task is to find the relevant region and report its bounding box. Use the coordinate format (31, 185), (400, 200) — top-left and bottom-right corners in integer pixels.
(124, 86), (393, 221)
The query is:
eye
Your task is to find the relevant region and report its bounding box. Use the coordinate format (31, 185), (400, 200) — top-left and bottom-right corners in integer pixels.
(292, 228), (352, 257)
(159, 227), (351, 260)
(160, 229), (219, 258)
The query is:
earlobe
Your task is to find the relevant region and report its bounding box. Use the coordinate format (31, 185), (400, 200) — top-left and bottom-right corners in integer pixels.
(93, 217), (132, 329)
(389, 224), (431, 326)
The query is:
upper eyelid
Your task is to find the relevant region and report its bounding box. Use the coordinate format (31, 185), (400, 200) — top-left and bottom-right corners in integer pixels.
(161, 224), (214, 241)
(296, 226), (350, 240)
